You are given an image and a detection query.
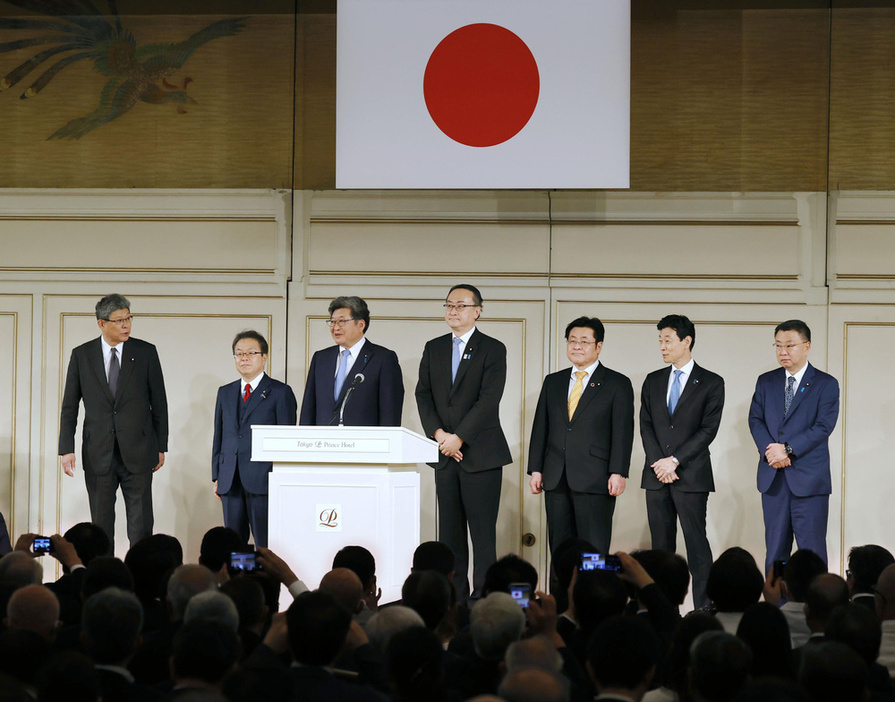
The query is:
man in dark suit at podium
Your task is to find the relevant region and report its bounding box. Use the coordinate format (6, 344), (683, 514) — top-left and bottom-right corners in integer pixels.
(640, 314), (725, 608)
(213, 330), (297, 547)
(300, 296), (404, 427)
(416, 284), (512, 602)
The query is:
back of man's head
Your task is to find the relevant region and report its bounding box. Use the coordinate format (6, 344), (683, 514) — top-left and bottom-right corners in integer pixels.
(805, 573), (850, 632)
(366, 605), (425, 654)
(705, 547), (763, 612)
(318, 567), (364, 614)
(412, 541), (455, 577)
(826, 602), (882, 664)
(876, 563), (895, 620)
(548, 538), (596, 614)
(199, 527), (247, 574)
(688, 631), (752, 702)
(783, 549), (827, 603)
(402, 570), (452, 630)
(172, 620), (241, 686)
(847, 544), (894, 595)
(587, 616), (659, 695)
(81, 587), (143, 665)
(167, 564), (217, 622)
(184, 590), (239, 632)
(125, 534), (182, 604)
(573, 570), (628, 634)
(332, 545), (376, 591)
(470, 592), (526, 661)
(37, 651), (100, 702)
(286, 590), (351, 665)
(798, 641), (866, 702)
(219, 576), (266, 633)
(498, 669), (569, 702)
(633, 549), (691, 607)
(505, 635), (563, 674)
(81, 556), (134, 601)
(5, 584), (60, 640)
(0, 628), (53, 689)
(386, 626), (445, 702)
(62, 522), (111, 568)
(483, 554), (538, 595)
(0, 551), (42, 588)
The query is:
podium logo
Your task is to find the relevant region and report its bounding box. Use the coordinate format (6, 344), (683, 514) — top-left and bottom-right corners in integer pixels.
(316, 504), (342, 532)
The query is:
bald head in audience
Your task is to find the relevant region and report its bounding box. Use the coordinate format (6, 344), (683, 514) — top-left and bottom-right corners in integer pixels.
(805, 573), (850, 633)
(5, 585), (60, 640)
(319, 567), (364, 615)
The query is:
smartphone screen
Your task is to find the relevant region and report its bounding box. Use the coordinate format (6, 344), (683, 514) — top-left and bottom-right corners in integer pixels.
(579, 552), (622, 572)
(230, 551), (259, 572)
(509, 582), (531, 607)
(33, 536), (52, 555)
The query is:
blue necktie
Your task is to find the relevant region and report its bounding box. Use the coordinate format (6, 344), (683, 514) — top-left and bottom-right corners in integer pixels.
(451, 337), (462, 383)
(784, 375), (795, 416)
(668, 369), (683, 415)
(334, 348), (350, 401)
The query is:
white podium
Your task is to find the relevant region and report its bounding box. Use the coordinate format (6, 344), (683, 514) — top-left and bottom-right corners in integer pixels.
(252, 425), (438, 603)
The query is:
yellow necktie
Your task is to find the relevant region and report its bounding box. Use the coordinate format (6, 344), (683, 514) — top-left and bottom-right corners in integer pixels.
(568, 371), (587, 419)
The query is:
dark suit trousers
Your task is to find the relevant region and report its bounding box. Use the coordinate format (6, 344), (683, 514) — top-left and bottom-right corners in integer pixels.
(646, 486), (712, 608)
(84, 440), (153, 548)
(545, 470), (615, 555)
(436, 460), (502, 602)
(762, 470), (828, 574)
(220, 465), (269, 547)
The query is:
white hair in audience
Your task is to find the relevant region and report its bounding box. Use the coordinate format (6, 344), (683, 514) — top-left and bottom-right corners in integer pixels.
(366, 605), (425, 653)
(184, 590), (239, 632)
(470, 592), (526, 661)
(504, 635), (564, 673)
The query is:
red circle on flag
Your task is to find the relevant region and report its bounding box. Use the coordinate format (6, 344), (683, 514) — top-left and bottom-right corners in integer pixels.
(423, 23), (540, 148)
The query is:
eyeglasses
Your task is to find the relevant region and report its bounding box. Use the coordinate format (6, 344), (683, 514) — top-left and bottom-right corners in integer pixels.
(233, 351), (265, 360)
(567, 339), (597, 348)
(103, 315), (134, 326)
(326, 318), (357, 328)
(773, 342), (808, 351)
(443, 303), (478, 311)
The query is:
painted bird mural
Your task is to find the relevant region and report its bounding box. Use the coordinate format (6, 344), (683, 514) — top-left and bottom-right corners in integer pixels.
(0, 0), (246, 139)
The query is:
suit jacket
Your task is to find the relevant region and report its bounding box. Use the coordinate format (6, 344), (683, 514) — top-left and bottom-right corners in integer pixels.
(212, 373), (297, 495)
(748, 363), (839, 496)
(415, 329), (512, 471)
(528, 363), (634, 493)
(299, 339), (403, 426)
(640, 362), (725, 492)
(59, 337), (168, 475)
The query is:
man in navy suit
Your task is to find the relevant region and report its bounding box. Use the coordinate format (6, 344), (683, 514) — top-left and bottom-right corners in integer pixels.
(212, 330), (297, 547)
(416, 284), (512, 602)
(749, 319), (840, 574)
(300, 296), (404, 427)
(640, 315), (724, 607)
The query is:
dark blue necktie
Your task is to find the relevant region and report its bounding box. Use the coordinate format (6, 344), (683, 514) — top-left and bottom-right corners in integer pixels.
(785, 375), (795, 415)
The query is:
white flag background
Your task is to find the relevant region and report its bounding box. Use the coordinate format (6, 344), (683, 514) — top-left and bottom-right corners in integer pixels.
(336, 0), (630, 189)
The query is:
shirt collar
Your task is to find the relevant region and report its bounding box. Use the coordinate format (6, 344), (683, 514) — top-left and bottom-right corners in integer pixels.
(787, 362), (809, 387)
(454, 327), (476, 345)
(242, 371), (265, 392)
(571, 359), (600, 378)
(340, 336), (367, 356)
(670, 358), (695, 376)
(100, 336), (123, 356)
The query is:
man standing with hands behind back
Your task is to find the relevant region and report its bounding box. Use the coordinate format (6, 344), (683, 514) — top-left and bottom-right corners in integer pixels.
(416, 284), (512, 603)
(59, 294), (168, 548)
(749, 319), (839, 574)
(640, 315), (724, 608)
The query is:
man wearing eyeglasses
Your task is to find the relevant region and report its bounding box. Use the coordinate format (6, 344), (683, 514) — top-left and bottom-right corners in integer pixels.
(300, 296), (404, 426)
(528, 316), (634, 556)
(415, 284), (512, 603)
(749, 319), (840, 575)
(212, 330), (297, 547)
(59, 293), (168, 548)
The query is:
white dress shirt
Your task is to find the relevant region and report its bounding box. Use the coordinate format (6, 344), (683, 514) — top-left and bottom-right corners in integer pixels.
(568, 360), (600, 399)
(335, 336), (367, 378)
(666, 357), (695, 404)
(100, 336), (124, 380)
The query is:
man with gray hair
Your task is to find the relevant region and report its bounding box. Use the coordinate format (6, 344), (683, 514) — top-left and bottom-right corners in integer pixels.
(59, 293), (168, 548)
(470, 591), (526, 661)
(300, 295), (404, 426)
(4, 584), (60, 641)
(0, 550), (43, 587)
(184, 590), (240, 632)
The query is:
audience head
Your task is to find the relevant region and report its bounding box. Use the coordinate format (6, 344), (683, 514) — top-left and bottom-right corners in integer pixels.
(0, 551), (42, 588)
(366, 605), (425, 654)
(498, 669), (569, 702)
(825, 602), (882, 665)
(504, 635), (563, 674)
(332, 545), (376, 592)
(735, 601), (792, 679)
(735, 679), (810, 702)
(402, 570), (452, 630)
(172, 620), (241, 687)
(660, 613), (723, 693)
(688, 631), (752, 702)
(798, 641), (866, 702)
(783, 549), (827, 602)
(219, 576), (266, 633)
(287, 590), (351, 666)
(549, 538), (596, 613)
(705, 547), (763, 612)
(386, 626), (445, 701)
(81, 556), (134, 601)
(632, 549), (691, 606)
(184, 590), (239, 632)
(81, 587), (143, 665)
(875, 563), (895, 620)
(319, 567), (364, 614)
(469, 592), (526, 661)
(572, 569), (627, 634)
(62, 522), (112, 567)
(587, 616), (660, 697)
(199, 527), (247, 575)
(804, 573), (849, 633)
(125, 533), (182, 604)
(5, 584), (60, 640)
(167, 564), (217, 622)
(0, 628), (53, 691)
(483, 554), (538, 595)
(412, 541), (455, 578)
(847, 544), (894, 596)
(221, 665), (293, 702)
(37, 651), (100, 702)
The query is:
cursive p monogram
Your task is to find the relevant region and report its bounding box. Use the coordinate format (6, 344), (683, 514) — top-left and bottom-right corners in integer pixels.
(316, 503), (342, 532)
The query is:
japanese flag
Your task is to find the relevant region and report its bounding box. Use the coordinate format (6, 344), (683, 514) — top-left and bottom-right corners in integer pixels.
(336, 0), (630, 189)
